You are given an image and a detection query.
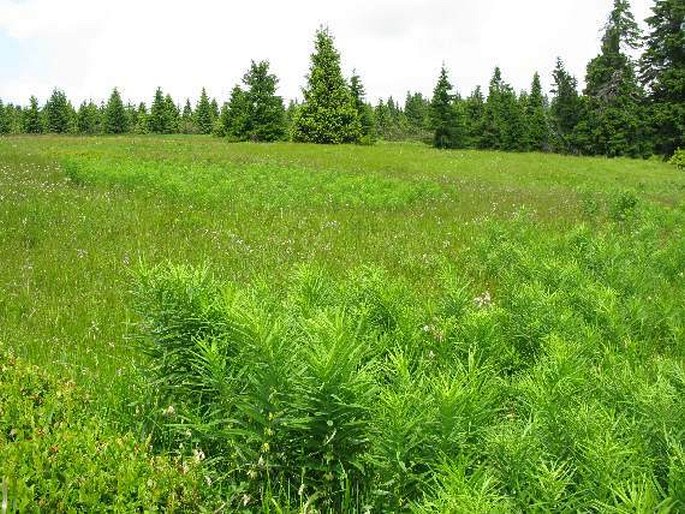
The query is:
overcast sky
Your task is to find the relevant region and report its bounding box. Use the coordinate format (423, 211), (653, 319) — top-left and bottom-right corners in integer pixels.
(0, 0), (654, 107)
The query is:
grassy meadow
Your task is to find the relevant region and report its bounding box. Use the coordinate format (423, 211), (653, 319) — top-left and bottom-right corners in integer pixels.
(2, 135), (685, 511)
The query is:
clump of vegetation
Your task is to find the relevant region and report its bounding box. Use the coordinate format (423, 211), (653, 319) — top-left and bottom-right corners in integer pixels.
(670, 149), (685, 170)
(0, 344), (217, 512)
(131, 198), (685, 510)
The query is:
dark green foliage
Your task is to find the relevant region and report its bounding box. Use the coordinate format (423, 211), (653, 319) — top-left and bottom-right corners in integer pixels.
(103, 88), (129, 134)
(23, 96), (43, 134)
(350, 72), (376, 143)
(522, 73), (550, 152)
(483, 68), (525, 151)
(180, 99), (196, 134)
(195, 88), (214, 135)
(0, 99), (8, 134)
(77, 101), (101, 134)
(148, 88), (167, 134)
(133, 102), (149, 134)
(43, 89), (72, 134)
(550, 58), (581, 153)
(577, 0), (647, 157)
(639, 0), (685, 156)
(430, 66), (465, 149)
(405, 92), (431, 140)
(0, 345), (215, 511)
(293, 27), (361, 144)
(217, 85), (250, 139)
(164, 94), (179, 134)
(148, 88), (178, 134)
(465, 86), (485, 148)
(241, 60), (287, 142)
(375, 97), (408, 141)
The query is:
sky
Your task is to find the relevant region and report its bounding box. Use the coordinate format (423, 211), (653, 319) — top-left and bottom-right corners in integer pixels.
(0, 0), (655, 107)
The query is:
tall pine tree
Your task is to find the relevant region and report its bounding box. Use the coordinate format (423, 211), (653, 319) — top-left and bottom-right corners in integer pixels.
(429, 66), (464, 149)
(0, 99), (8, 134)
(293, 27), (361, 144)
(77, 101), (101, 134)
(103, 88), (129, 134)
(639, 0), (685, 156)
(242, 60), (287, 141)
(464, 86), (485, 148)
(24, 96), (43, 134)
(43, 89), (72, 133)
(522, 72), (550, 152)
(578, 0), (647, 157)
(195, 88), (214, 134)
(550, 58), (581, 153)
(350, 72), (376, 142)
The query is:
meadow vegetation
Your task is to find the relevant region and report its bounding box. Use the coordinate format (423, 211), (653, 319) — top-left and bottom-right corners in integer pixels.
(1, 135), (685, 511)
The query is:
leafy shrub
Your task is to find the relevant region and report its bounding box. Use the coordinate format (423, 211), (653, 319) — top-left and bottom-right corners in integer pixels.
(669, 148), (685, 170)
(0, 344), (214, 512)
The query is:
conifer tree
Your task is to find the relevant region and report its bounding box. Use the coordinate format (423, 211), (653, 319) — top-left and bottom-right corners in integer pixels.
(219, 85), (250, 139)
(149, 88), (167, 133)
(374, 98), (406, 140)
(241, 60), (287, 141)
(522, 73), (550, 151)
(639, 0), (685, 156)
(293, 27), (361, 144)
(77, 101), (101, 134)
(181, 99), (195, 134)
(550, 58), (581, 153)
(163, 94), (179, 133)
(429, 66), (464, 149)
(103, 88), (129, 134)
(464, 86), (485, 148)
(195, 88), (214, 134)
(210, 99), (219, 127)
(134, 103), (149, 134)
(405, 92), (430, 139)
(43, 89), (72, 133)
(0, 99), (8, 134)
(350, 72), (376, 142)
(577, 0), (647, 157)
(483, 67), (524, 150)
(24, 96), (43, 134)
(3, 104), (21, 134)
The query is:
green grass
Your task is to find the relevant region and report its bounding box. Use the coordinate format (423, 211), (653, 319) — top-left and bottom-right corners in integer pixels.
(1, 135), (684, 511)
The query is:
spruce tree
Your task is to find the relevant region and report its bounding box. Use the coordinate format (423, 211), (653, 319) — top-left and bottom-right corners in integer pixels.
(43, 89), (72, 133)
(404, 92), (430, 140)
(103, 88), (129, 134)
(181, 99), (195, 134)
(522, 72), (550, 151)
(464, 86), (485, 148)
(350, 72), (376, 142)
(163, 94), (179, 133)
(429, 66), (464, 149)
(134, 103), (149, 134)
(550, 58), (581, 153)
(77, 101), (101, 134)
(578, 0), (647, 157)
(483, 67), (524, 151)
(241, 60), (287, 141)
(195, 88), (214, 134)
(293, 27), (361, 144)
(149, 88), (167, 133)
(24, 96), (43, 134)
(220, 86), (250, 139)
(639, 0), (685, 156)
(0, 99), (8, 134)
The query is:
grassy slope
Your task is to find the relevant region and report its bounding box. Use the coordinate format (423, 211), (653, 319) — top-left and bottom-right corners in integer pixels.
(1, 135), (685, 510)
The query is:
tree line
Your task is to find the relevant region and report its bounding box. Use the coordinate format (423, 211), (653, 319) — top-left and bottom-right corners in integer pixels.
(0, 0), (681, 157)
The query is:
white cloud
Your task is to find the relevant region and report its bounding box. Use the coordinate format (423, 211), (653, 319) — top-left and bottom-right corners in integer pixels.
(0, 0), (655, 106)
